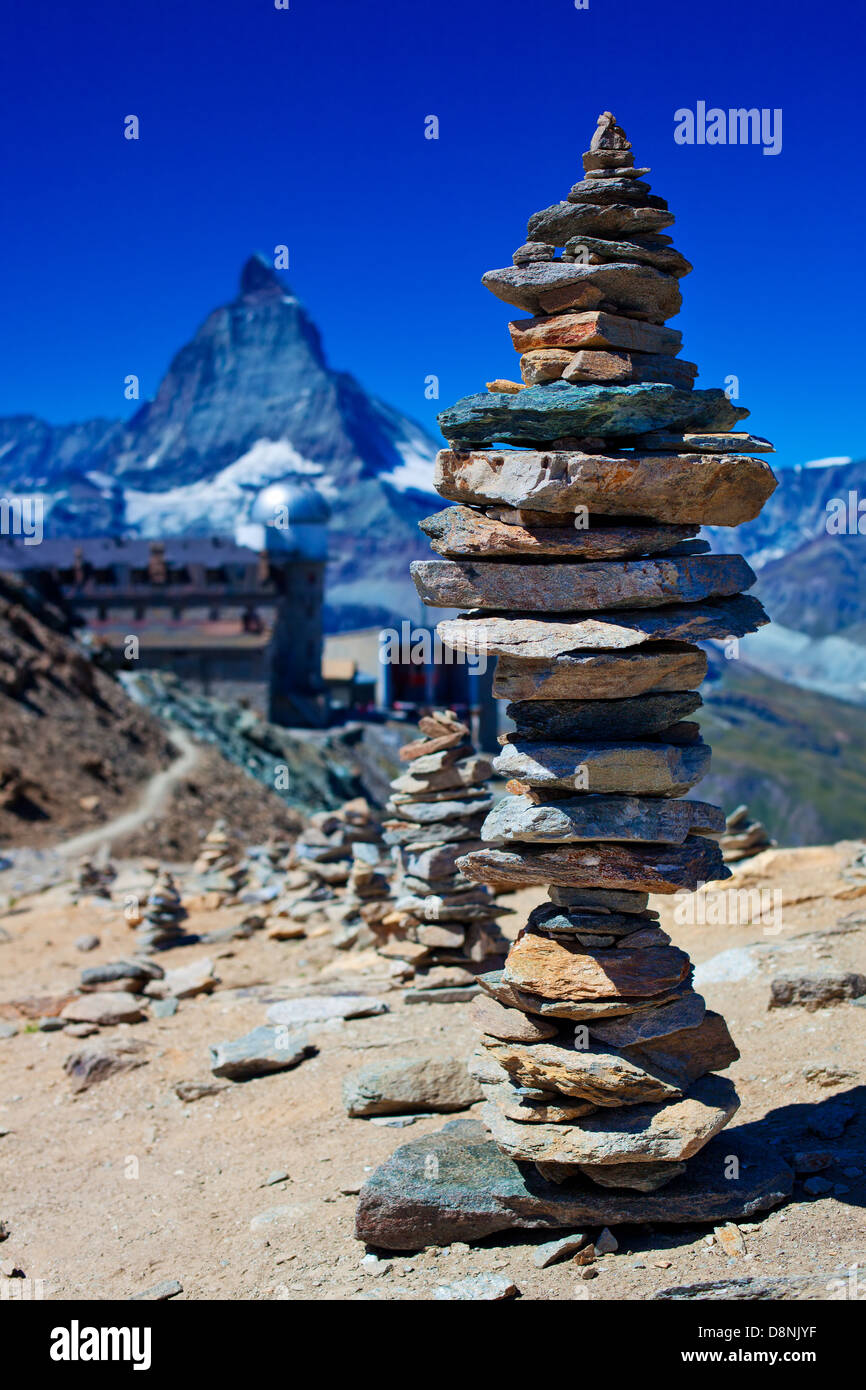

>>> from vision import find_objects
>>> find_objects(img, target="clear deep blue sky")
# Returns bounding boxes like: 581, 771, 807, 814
2, 0, 861, 469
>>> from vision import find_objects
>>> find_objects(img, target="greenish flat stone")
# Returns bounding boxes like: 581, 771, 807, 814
437, 383, 747, 447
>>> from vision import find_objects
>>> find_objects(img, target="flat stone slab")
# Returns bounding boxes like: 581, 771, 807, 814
458, 838, 729, 893
558, 348, 697, 389
562, 235, 692, 278
640, 430, 774, 453
482, 793, 723, 845
588, 990, 707, 1046
502, 931, 691, 1001
528, 201, 676, 244
481, 262, 682, 321
419, 507, 697, 560
510, 308, 682, 355
343, 1057, 483, 1117
483, 1038, 683, 1106
266, 995, 388, 1027
480, 969, 692, 1023
412, 554, 755, 613
507, 692, 702, 740
384, 796, 493, 824
492, 740, 711, 795
434, 448, 778, 526
209, 1026, 315, 1081
439, 595, 769, 659
354, 1116, 793, 1248
494, 644, 707, 700
438, 383, 743, 447
484, 1073, 738, 1165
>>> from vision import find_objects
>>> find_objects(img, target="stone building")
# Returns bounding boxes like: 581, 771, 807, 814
0, 476, 330, 727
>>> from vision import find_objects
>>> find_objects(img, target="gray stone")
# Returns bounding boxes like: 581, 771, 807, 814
404, 986, 481, 1005
434, 448, 778, 527
483, 1038, 684, 1106
588, 991, 707, 1046
354, 1116, 793, 1249
549, 887, 649, 912
266, 995, 388, 1027
60, 993, 146, 1026
63, 1039, 149, 1092
481, 262, 681, 322
151, 998, 178, 1018
492, 740, 711, 795
439, 596, 769, 660
469, 993, 559, 1041
533, 1232, 589, 1266
412, 554, 755, 613
80, 959, 163, 988
640, 430, 774, 453
74, 934, 100, 952
769, 973, 866, 1008
527, 201, 676, 245
419, 506, 697, 561
460, 838, 727, 894
482, 794, 723, 845
343, 1057, 483, 1117
0, 1021, 18, 1040
581, 1161, 686, 1192
494, 644, 707, 701
385, 796, 493, 824
507, 692, 702, 742
653, 1270, 850, 1301
435, 1272, 518, 1300
563, 235, 691, 277
129, 1278, 183, 1301
209, 1026, 315, 1080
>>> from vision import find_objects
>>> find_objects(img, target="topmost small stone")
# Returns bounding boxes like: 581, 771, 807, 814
583, 112, 635, 173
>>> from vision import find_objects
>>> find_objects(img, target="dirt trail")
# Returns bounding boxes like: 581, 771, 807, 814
57, 729, 201, 860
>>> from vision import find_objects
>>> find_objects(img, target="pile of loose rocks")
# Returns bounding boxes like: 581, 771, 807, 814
356, 113, 793, 1248
378, 710, 510, 1002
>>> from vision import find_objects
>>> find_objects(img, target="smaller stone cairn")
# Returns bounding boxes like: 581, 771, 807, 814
136, 870, 188, 953
75, 854, 116, 900
380, 710, 510, 1001
192, 819, 250, 900
720, 804, 775, 862
271, 799, 388, 942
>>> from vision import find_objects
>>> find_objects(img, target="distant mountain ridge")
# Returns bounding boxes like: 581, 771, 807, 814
0, 256, 440, 630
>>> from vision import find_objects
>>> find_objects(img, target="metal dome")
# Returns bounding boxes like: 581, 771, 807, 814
236, 474, 329, 560
249, 477, 330, 527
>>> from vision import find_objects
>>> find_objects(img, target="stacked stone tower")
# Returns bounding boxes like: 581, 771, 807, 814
407, 115, 779, 1195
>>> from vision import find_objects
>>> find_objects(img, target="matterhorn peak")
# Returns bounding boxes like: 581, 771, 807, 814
239, 253, 287, 299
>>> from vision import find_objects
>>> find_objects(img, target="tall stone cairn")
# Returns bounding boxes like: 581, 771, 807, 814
410, 113, 779, 1190
380, 709, 510, 1002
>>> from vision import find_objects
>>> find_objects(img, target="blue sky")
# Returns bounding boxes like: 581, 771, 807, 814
1, 0, 861, 470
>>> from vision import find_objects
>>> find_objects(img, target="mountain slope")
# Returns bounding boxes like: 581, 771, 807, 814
697, 652, 866, 845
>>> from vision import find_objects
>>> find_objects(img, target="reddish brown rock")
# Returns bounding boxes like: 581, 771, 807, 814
501, 932, 691, 1001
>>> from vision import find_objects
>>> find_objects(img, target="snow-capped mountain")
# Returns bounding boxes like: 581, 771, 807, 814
0, 256, 440, 630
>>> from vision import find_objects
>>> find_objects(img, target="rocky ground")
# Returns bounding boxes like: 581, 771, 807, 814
0, 841, 863, 1302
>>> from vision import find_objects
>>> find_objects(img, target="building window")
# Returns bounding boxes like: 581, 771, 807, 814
206, 566, 227, 585
209, 606, 220, 621
97, 605, 108, 621
134, 605, 145, 621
